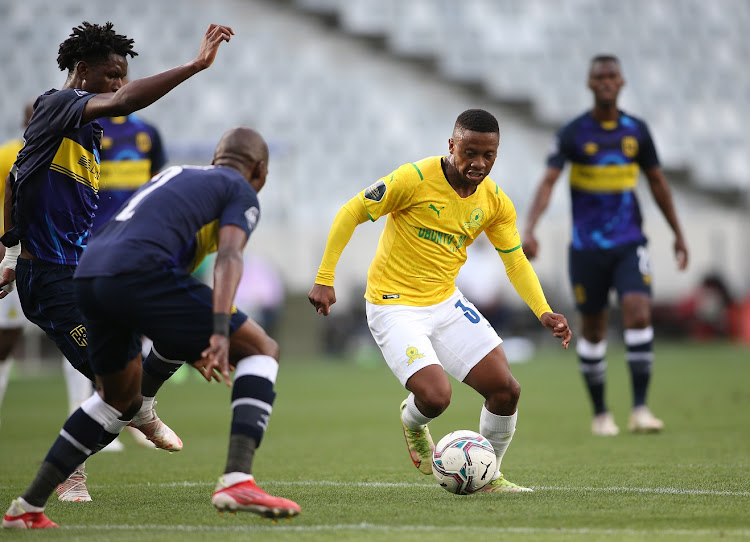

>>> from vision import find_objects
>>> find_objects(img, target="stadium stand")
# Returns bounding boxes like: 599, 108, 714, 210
293, 0, 750, 193
0, 0, 747, 305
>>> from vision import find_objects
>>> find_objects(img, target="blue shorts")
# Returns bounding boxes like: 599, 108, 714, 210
15, 258, 92, 377
568, 242, 652, 315
74, 268, 248, 376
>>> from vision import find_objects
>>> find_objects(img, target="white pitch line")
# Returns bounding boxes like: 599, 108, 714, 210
15, 479, 743, 497
54, 523, 750, 537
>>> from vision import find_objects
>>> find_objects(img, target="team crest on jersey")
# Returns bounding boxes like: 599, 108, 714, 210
464, 208, 485, 230
364, 180, 387, 202
136, 132, 153, 153
622, 136, 638, 158
245, 207, 259, 230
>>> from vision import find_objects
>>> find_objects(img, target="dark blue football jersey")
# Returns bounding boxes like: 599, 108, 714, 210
2, 89, 101, 264
75, 165, 259, 277
547, 111, 659, 250
92, 114, 167, 233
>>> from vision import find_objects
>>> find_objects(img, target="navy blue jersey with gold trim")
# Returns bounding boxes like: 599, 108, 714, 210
547, 111, 659, 250
1, 88, 101, 264
92, 114, 167, 233
75, 165, 259, 278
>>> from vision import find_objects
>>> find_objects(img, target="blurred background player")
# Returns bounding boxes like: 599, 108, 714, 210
92, 84, 168, 232
0, 21, 233, 503
309, 109, 571, 493
0, 102, 34, 426
523, 55, 689, 436
3, 126, 301, 529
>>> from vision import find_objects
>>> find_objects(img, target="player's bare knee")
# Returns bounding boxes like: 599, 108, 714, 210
263, 336, 280, 362
625, 311, 651, 330
489, 378, 520, 411
416, 389, 451, 417
234, 334, 280, 362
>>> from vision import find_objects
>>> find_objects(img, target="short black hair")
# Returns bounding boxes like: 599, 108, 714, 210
454, 109, 499, 135
57, 21, 138, 73
590, 54, 620, 70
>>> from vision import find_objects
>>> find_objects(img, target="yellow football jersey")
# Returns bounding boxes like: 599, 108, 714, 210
0, 138, 24, 235
360, 156, 521, 306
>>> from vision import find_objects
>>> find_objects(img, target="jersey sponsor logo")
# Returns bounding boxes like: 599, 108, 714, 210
99, 160, 151, 188
70, 324, 87, 347
405, 346, 424, 366
464, 208, 484, 230
50, 137, 101, 191
428, 204, 444, 217
364, 180, 386, 202
569, 163, 638, 192
621, 136, 639, 158
417, 227, 455, 246
245, 207, 259, 231
382, 294, 400, 299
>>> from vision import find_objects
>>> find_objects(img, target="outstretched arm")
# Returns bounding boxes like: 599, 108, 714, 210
197, 224, 247, 386
643, 166, 688, 270
81, 24, 234, 123
500, 250, 571, 349
540, 312, 572, 349
522, 166, 562, 260
308, 196, 368, 316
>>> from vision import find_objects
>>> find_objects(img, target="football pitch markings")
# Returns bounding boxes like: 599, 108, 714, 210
5, 479, 744, 497
54, 524, 750, 537
141, 480, 750, 497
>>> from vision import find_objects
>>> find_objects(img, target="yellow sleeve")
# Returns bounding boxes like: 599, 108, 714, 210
499, 247, 552, 319
314, 196, 369, 286
481, 187, 551, 319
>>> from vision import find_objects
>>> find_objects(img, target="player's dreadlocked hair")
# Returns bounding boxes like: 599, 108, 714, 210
57, 21, 138, 73
453, 109, 499, 135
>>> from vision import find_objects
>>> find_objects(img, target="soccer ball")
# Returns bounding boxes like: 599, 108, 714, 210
432, 430, 497, 495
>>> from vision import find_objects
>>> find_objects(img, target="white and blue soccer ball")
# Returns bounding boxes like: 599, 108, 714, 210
432, 430, 497, 495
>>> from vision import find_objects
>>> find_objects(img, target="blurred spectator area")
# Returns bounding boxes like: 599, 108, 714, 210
1, 0, 748, 309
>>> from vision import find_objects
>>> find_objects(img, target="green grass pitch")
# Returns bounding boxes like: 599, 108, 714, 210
0, 341, 748, 541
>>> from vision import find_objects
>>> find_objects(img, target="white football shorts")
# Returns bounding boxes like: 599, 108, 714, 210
0, 288, 27, 329
366, 288, 503, 387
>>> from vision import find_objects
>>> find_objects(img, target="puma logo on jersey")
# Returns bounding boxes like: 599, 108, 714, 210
428, 204, 444, 217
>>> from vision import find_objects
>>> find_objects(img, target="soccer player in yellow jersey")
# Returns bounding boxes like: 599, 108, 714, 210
0, 102, 33, 428
309, 109, 572, 493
